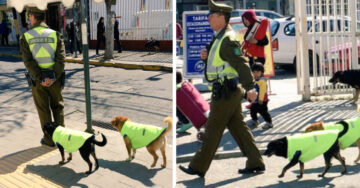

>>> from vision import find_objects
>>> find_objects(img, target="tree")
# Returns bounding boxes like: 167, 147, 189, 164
104, 0, 116, 59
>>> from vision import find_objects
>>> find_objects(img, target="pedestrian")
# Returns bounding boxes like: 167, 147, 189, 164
241, 9, 269, 68
249, 63, 273, 129
96, 17, 105, 55
0, 19, 9, 46
114, 15, 122, 53
69, 21, 82, 54
19, 7, 66, 147
179, 0, 265, 177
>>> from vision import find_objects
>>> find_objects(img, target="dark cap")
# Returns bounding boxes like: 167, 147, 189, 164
208, 0, 233, 14
28, 7, 45, 14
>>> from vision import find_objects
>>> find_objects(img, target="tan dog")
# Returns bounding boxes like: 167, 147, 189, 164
111, 116, 172, 168
305, 121, 360, 163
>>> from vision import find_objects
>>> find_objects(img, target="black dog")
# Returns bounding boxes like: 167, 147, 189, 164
329, 70, 360, 103
145, 38, 160, 53
43, 122, 107, 174
264, 121, 348, 178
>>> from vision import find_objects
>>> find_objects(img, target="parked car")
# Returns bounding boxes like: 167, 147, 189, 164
271, 16, 359, 72
231, 9, 284, 19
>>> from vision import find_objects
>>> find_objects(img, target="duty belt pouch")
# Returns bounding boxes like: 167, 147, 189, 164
25, 71, 36, 87
41, 70, 56, 82
60, 71, 65, 89
223, 78, 230, 99
212, 81, 222, 101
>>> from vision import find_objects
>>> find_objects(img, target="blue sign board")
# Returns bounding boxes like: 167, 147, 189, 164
183, 11, 213, 78
0, 0, 6, 5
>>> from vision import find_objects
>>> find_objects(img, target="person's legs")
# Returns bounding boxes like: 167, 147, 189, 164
48, 80, 64, 126
96, 36, 101, 54
258, 102, 272, 123
227, 103, 264, 170
115, 35, 122, 52
189, 91, 238, 174
31, 82, 54, 145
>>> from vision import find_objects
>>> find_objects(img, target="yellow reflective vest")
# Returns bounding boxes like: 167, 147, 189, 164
120, 121, 166, 149
206, 29, 239, 82
323, 117, 360, 149
24, 26, 57, 69
287, 130, 339, 162
52, 126, 92, 153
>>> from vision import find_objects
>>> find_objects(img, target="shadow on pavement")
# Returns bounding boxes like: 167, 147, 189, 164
257, 178, 335, 188
176, 100, 359, 156
25, 164, 88, 188
292, 163, 360, 176
177, 173, 262, 188
0, 146, 55, 174
98, 159, 162, 187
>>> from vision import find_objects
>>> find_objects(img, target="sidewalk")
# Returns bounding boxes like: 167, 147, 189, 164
176, 68, 357, 163
0, 109, 172, 187
0, 46, 172, 72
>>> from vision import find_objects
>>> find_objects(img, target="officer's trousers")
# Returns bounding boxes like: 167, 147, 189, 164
31, 80, 64, 145
189, 86, 264, 174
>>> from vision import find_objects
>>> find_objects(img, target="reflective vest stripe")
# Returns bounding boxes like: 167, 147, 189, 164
206, 30, 239, 82
24, 27, 57, 69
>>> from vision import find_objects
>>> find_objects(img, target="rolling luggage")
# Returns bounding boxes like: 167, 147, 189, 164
176, 81, 210, 131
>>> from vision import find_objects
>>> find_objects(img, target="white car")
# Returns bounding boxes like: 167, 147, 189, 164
271, 16, 358, 71
231, 9, 284, 19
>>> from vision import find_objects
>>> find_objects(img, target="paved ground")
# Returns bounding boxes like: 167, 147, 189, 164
175, 56, 360, 187
0, 56, 173, 187
176, 147, 360, 188
0, 46, 172, 71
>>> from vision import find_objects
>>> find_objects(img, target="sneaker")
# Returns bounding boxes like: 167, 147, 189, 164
262, 122, 274, 129
248, 119, 259, 127
176, 123, 193, 133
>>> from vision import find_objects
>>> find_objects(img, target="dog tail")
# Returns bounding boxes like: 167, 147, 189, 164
336, 120, 349, 138
163, 116, 173, 135
93, 133, 107, 147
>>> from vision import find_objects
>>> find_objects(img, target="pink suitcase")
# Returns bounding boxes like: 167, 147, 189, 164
176, 82, 210, 130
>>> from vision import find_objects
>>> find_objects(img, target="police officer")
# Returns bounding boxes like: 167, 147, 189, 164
19, 7, 65, 147
179, 0, 265, 177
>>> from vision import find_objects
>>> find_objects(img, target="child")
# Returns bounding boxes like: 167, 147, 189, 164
249, 63, 273, 129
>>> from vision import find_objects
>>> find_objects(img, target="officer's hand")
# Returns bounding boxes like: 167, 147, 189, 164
200, 49, 208, 60
249, 37, 258, 44
246, 89, 257, 103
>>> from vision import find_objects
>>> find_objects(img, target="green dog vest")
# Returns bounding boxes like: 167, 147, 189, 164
120, 121, 166, 149
52, 126, 92, 153
323, 117, 360, 149
287, 130, 339, 162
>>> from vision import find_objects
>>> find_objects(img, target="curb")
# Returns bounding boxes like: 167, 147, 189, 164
176, 147, 267, 163
0, 53, 172, 72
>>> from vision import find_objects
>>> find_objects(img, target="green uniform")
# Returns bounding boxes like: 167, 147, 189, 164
20, 22, 65, 145
287, 130, 339, 162
52, 126, 92, 153
323, 117, 360, 149
120, 121, 166, 149
189, 25, 264, 174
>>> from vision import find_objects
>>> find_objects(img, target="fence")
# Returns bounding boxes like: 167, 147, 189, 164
295, 0, 359, 100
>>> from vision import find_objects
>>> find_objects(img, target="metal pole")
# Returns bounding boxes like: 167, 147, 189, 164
80, 0, 93, 133
73, 4, 78, 58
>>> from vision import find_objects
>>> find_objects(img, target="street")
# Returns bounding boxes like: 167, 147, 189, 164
0, 57, 173, 187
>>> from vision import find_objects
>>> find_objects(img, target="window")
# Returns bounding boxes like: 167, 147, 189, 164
284, 23, 296, 36
270, 20, 280, 36
264, 12, 281, 19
